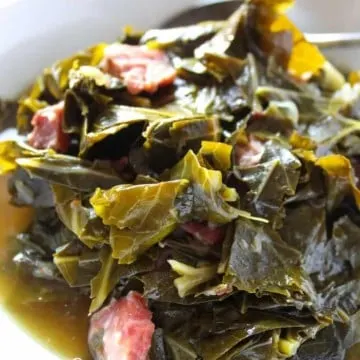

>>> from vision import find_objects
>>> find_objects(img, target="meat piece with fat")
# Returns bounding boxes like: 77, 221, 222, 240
88, 291, 155, 360
101, 43, 176, 95
28, 101, 69, 153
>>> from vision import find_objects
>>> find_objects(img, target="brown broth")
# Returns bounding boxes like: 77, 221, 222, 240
0, 176, 91, 360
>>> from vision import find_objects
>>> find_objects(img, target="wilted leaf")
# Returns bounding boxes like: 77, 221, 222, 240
91, 180, 188, 231
90, 180, 188, 263
252, 1, 325, 80
195, 6, 246, 59
290, 131, 317, 150
53, 242, 100, 287
198, 141, 233, 171
332, 216, 360, 271
224, 219, 309, 297
52, 184, 108, 249
17, 154, 122, 191
89, 246, 121, 313
16, 44, 107, 133
164, 334, 198, 360
2, 3, 360, 358
234, 140, 301, 225
316, 154, 360, 208
141, 21, 225, 50
173, 70, 252, 124
197, 311, 304, 360
110, 223, 176, 264
290, 323, 348, 360
279, 201, 327, 276
8, 168, 54, 208
0, 140, 46, 174
169, 150, 257, 223
143, 115, 221, 171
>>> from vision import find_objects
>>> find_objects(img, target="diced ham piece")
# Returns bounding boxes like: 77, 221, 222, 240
235, 136, 265, 167
182, 222, 225, 245
88, 291, 155, 360
28, 101, 70, 153
101, 44, 176, 95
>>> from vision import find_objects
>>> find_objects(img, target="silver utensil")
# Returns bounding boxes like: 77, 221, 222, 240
305, 33, 360, 48
161, 0, 360, 48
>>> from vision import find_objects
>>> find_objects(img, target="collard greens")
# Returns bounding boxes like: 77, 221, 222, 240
2, 0, 360, 359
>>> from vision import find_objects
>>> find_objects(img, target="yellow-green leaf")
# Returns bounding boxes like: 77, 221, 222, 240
198, 141, 233, 171
89, 246, 119, 313
316, 154, 360, 208
110, 223, 176, 264
90, 180, 189, 231
0, 141, 47, 175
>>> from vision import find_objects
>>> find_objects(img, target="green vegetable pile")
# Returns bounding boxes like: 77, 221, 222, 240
1, 0, 360, 358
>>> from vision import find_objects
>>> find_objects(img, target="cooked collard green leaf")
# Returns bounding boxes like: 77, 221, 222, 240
234, 139, 301, 226
1, 1, 360, 359
224, 219, 309, 298
0, 140, 47, 175
169, 150, 259, 224
17, 154, 123, 191
90, 180, 188, 263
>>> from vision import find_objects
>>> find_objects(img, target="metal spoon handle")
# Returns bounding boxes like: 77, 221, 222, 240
305, 32, 360, 48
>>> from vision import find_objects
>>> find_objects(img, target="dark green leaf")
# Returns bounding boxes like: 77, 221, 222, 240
195, 5, 246, 59
290, 323, 348, 360
172, 81, 250, 124
0, 99, 17, 130
21, 207, 76, 254
219, 334, 275, 360
234, 140, 301, 226
150, 328, 168, 360
17, 154, 123, 191
54, 245, 100, 288
16, 44, 107, 133
141, 270, 220, 305
279, 200, 327, 275
144, 115, 221, 171
8, 168, 54, 208
79, 104, 172, 158
141, 21, 225, 51
332, 216, 360, 271
198, 320, 297, 360
52, 184, 109, 248
164, 334, 199, 360
224, 219, 311, 298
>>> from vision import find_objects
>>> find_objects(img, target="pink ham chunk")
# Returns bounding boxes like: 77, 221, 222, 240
88, 291, 155, 360
28, 101, 70, 153
235, 136, 265, 167
182, 222, 226, 245
101, 43, 176, 95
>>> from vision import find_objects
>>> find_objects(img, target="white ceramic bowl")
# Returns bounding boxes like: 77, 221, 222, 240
0, 0, 359, 359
